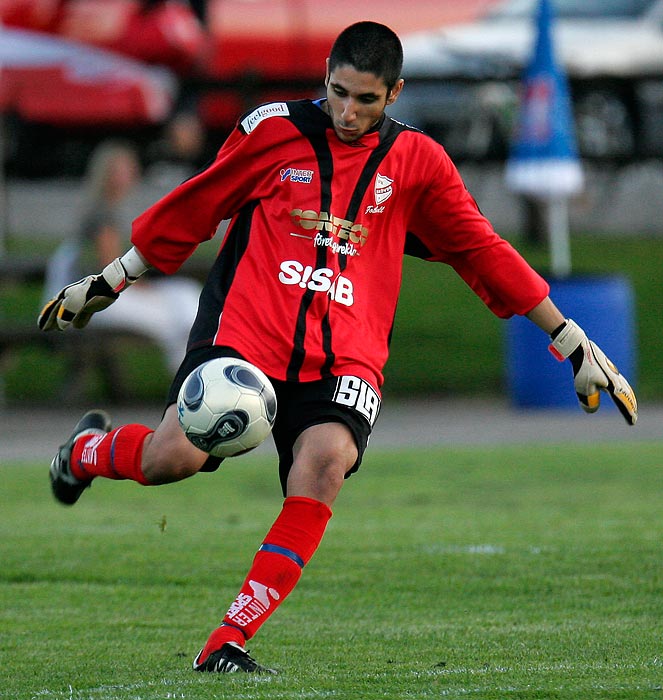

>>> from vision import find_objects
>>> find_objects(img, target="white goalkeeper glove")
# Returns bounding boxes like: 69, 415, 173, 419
38, 247, 148, 331
548, 318, 637, 425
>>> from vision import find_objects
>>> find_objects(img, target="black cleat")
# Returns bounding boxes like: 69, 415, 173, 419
50, 410, 112, 505
192, 642, 277, 674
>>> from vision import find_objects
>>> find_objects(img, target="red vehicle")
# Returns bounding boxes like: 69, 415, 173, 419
0, 0, 498, 171
0, 0, 498, 77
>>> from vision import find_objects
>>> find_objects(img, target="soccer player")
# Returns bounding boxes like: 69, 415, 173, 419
39, 21, 637, 674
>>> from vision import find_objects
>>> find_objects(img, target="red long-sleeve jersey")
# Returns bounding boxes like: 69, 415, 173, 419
132, 99, 549, 392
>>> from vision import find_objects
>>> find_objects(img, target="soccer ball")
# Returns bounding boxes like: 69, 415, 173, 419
177, 358, 277, 458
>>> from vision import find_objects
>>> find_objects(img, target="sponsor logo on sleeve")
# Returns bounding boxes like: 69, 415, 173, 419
241, 102, 290, 133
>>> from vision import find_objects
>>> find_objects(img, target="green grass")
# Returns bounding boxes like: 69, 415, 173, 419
1, 442, 662, 699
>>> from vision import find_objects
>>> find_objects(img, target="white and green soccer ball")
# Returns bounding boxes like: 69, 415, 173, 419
177, 358, 277, 458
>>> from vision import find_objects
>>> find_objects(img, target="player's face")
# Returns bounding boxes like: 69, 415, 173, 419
324, 62, 403, 143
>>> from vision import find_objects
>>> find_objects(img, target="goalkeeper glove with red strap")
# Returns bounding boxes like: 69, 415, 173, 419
548, 318, 637, 425
38, 247, 148, 331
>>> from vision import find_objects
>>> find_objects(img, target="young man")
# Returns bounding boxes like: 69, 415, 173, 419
39, 22, 637, 674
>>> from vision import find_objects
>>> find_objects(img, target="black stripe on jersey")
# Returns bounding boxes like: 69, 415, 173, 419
318, 119, 406, 377
404, 231, 433, 260
187, 201, 257, 350
339, 118, 404, 273
345, 118, 403, 221
286, 101, 335, 381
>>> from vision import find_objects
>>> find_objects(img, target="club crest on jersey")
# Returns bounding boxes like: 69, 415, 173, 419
374, 173, 394, 205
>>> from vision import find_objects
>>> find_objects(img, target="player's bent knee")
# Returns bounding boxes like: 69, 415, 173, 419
141, 414, 208, 484
288, 423, 358, 502
143, 456, 201, 484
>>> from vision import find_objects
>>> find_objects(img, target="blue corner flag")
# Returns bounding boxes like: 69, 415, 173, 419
505, 0, 583, 198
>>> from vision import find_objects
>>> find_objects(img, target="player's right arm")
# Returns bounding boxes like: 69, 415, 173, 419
130, 105, 292, 276
39, 103, 293, 332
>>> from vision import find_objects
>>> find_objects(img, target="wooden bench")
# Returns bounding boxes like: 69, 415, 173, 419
0, 323, 163, 407
0, 254, 49, 285
0, 251, 215, 287
0, 250, 215, 406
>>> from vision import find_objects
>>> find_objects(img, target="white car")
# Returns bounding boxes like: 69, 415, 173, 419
391, 0, 663, 159
402, 0, 663, 79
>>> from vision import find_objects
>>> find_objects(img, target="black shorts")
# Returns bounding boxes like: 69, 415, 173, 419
166, 346, 381, 493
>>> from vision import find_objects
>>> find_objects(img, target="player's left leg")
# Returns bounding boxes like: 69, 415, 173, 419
50, 345, 240, 506
193, 421, 357, 674
49, 404, 210, 505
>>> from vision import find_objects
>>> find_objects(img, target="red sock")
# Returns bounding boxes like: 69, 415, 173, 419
199, 496, 332, 657
70, 424, 153, 485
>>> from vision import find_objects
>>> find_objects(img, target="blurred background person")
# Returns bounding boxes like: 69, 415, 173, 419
145, 109, 210, 189
43, 141, 202, 374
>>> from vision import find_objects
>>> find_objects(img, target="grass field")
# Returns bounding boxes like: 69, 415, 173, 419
1, 442, 662, 699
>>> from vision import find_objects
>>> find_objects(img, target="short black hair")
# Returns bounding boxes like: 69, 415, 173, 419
329, 22, 403, 92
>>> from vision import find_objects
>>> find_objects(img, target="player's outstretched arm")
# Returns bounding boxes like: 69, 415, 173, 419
548, 318, 638, 426
38, 247, 149, 331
